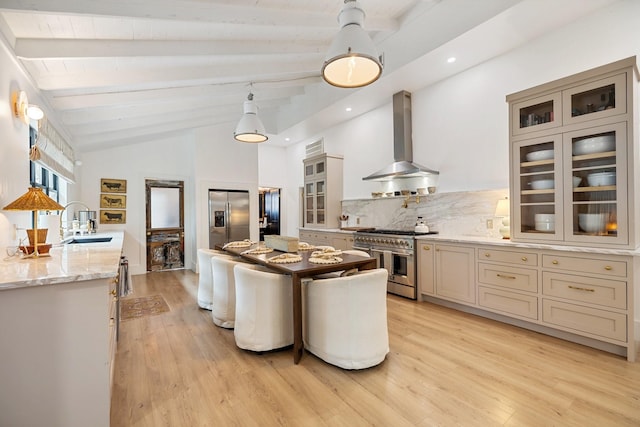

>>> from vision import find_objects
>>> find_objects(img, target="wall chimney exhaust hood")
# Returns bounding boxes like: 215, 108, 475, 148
363, 91, 439, 181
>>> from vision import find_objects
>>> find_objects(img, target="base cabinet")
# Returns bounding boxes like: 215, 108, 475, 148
299, 229, 354, 250
417, 239, 637, 361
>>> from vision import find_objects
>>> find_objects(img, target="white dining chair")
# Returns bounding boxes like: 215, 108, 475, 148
302, 268, 389, 369
196, 248, 232, 310
233, 263, 294, 352
211, 256, 253, 328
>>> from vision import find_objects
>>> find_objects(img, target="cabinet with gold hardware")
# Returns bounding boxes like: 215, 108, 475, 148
477, 247, 539, 320
299, 229, 353, 250
507, 56, 639, 249
541, 252, 630, 343
434, 243, 475, 304
417, 241, 435, 295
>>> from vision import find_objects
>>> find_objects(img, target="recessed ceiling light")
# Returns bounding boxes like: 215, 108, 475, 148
345, 107, 352, 112
447, 57, 456, 63
285, 137, 290, 142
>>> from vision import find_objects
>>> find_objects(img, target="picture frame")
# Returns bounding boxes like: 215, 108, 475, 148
100, 209, 126, 224
100, 193, 126, 209
100, 178, 127, 193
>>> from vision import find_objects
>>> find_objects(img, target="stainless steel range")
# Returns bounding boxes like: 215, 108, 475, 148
353, 229, 437, 299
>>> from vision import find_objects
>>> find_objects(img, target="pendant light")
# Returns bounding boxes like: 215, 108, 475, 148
322, 0, 383, 88
234, 92, 268, 143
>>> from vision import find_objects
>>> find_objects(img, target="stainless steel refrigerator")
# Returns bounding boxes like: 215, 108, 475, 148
208, 189, 250, 249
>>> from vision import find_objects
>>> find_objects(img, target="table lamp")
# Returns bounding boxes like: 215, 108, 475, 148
3, 187, 65, 257
495, 197, 511, 239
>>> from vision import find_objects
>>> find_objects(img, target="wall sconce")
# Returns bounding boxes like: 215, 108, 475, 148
322, 0, 383, 88
495, 197, 510, 239
11, 90, 44, 124
234, 92, 268, 143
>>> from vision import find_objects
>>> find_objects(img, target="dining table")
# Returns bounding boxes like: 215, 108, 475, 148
220, 243, 377, 364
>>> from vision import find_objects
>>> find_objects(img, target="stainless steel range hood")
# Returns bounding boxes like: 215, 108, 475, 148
363, 91, 439, 181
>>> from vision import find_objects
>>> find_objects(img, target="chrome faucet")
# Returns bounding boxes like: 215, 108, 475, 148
59, 201, 91, 239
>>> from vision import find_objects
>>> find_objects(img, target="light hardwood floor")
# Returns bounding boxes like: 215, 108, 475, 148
111, 270, 640, 426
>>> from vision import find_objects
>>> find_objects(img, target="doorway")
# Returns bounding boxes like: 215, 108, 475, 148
259, 187, 280, 241
145, 180, 184, 271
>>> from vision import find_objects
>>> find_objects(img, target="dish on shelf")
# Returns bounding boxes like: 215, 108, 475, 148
572, 134, 615, 155
573, 176, 582, 187
530, 179, 554, 190
525, 149, 554, 162
534, 213, 555, 222
587, 171, 616, 186
371, 192, 383, 198
578, 213, 607, 233
535, 222, 555, 232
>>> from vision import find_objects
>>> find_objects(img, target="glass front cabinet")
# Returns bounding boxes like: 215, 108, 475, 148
508, 57, 638, 249
302, 154, 343, 229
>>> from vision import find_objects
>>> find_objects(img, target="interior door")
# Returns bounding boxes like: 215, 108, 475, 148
146, 180, 184, 271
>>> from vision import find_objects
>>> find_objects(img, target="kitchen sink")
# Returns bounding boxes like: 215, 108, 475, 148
64, 236, 113, 244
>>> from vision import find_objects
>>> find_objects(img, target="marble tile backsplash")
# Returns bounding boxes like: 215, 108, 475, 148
341, 189, 509, 238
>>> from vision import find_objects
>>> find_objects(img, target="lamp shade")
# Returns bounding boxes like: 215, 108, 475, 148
322, 0, 383, 88
234, 94, 268, 143
495, 198, 510, 217
3, 187, 64, 212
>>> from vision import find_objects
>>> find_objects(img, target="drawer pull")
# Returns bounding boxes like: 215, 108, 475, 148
423, 246, 431, 251
552, 260, 559, 265
497, 273, 516, 280
604, 266, 612, 271
521, 257, 528, 262
484, 253, 490, 257
568, 285, 595, 292
110, 289, 117, 296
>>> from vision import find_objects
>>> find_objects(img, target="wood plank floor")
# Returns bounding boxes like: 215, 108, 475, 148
111, 270, 640, 426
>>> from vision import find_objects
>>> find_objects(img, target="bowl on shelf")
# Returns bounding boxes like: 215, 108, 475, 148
530, 179, 554, 190
573, 176, 582, 187
525, 149, 554, 162
371, 192, 383, 198
578, 213, 608, 233
417, 187, 428, 195
534, 213, 555, 232
572, 134, 615, 155
587, 171, 616, 187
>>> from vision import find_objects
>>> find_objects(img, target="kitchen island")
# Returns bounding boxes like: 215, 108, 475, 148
0, 231, 124, 427
415, 234, 640, 361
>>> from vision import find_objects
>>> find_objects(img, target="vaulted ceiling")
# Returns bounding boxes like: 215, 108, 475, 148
0, 0, 617, 152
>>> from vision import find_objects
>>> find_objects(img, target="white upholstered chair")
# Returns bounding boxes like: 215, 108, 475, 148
196, 249, 232, 310
233, 263, 294, 352
302, 268, 389, 369
211, 256, 253, 328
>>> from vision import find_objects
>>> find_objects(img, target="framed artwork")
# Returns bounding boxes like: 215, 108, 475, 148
100, 209, 126, 224
101, 178, 127, 193
100, 193, 126, 209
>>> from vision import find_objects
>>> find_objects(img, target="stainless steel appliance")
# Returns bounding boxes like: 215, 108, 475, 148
353, 229, 437, 299
208, 189, 250, 248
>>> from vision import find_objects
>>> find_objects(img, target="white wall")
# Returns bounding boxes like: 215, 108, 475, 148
281, 0, 640, 231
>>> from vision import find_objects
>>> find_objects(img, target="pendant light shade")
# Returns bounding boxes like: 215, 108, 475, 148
322, 0, 383, 88
234, 93, 268, 143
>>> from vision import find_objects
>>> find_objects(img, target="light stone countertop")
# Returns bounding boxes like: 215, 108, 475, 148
0, 231, 124, 291
416, 234, 640, 256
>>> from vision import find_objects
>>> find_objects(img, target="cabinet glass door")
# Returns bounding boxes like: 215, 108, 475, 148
315, 160, 325, 175
305, 182, 315, 224
564, 122, 627, 245
562, 73, 626, 126
316, 180, 325, 225
513, 135, 562, 241
512, 93, 561, 136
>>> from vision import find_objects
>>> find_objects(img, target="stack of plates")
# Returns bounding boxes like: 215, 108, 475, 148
534, 214, 555, 232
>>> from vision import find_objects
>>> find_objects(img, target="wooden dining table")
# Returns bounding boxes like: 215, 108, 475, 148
221, 244, 377, 364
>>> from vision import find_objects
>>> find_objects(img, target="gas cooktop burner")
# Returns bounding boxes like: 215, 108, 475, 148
358, 229, 438, 236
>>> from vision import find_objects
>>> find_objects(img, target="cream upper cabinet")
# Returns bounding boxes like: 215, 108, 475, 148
508, 57, 639, 249
303, 154, 343, 229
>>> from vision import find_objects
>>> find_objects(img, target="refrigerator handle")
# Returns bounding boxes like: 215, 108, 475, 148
226, 201, 231, 241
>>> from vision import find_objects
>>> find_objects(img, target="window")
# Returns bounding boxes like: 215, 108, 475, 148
30, 126, 67, 226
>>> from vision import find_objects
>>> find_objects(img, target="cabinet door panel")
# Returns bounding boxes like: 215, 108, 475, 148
478, 286, 538, 320
435, 244, 475, 303
543, 272, 627, 309
562, 73, 627, 126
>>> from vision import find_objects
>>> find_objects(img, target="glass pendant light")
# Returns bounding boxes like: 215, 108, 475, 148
234, 92, 268, 143
322, 0, 383, 88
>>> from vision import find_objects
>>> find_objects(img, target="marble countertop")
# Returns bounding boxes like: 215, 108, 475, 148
416, 234, 640, 256
0, 231, 124, 291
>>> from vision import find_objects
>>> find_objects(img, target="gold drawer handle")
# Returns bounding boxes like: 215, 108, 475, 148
423, 246, 431, 251
521, 257, 527, 262
552, 260, 559, 265
568, 285, 595, 292
484, 253, 490, 257
604, 266, 612, 271
110, 289, 117, 296
497, 273, 516, 280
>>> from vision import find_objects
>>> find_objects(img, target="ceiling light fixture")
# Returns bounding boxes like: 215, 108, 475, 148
447, 57, 457, 63
26, 105, 44, 121
234, 91, 268, 143
322, 0, 383, 88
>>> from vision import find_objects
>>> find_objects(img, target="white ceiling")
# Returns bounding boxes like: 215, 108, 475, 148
0, 0, 617, 152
